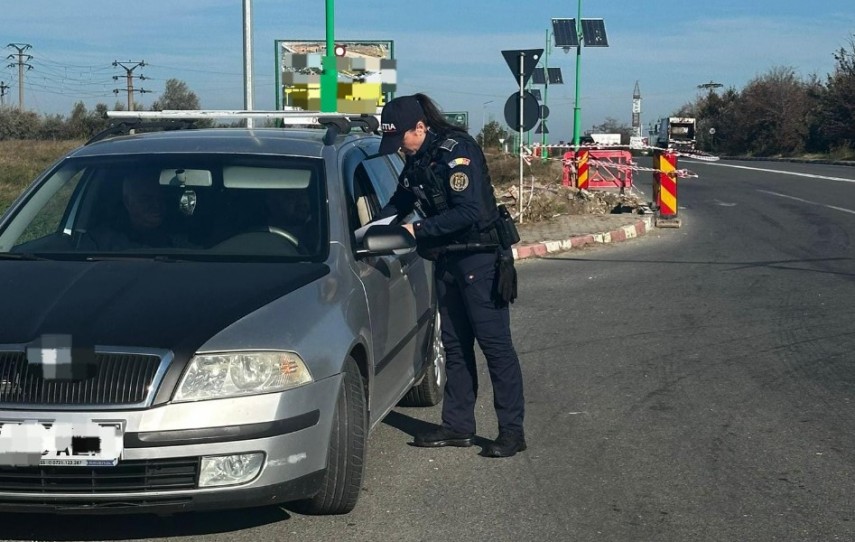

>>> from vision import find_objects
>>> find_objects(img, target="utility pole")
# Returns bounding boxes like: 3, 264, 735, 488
0, 81, 9, 106
112, 60, 148, 111
6, 43, 33, 110
697, 80, 723, 95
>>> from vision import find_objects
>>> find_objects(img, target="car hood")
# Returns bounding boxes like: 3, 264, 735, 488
0, 259, 329, 360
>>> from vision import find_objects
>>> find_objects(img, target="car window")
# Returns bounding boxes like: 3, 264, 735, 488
0, 154, 328, 261
9, 167, 85, 246
359, 156, 399, 209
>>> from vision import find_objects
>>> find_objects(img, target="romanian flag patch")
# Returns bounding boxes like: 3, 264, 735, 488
448, 157, 471, 169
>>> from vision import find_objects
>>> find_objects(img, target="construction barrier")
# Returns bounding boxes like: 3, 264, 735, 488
652, 149, 678, 218
562, 149, 633, 191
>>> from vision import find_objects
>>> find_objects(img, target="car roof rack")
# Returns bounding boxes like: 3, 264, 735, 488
86, 119, 197, 145
104, 110, 381, 145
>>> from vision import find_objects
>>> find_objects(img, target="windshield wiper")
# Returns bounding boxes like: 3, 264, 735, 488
0, 252, 51, 261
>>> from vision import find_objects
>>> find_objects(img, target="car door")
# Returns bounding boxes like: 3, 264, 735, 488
343, 146, 420, 424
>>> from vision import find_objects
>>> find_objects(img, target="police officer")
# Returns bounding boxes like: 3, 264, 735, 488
376, 93, 526, 458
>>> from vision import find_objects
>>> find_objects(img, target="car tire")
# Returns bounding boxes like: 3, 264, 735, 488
294, 356, 366, 515
399, 311, 445, 407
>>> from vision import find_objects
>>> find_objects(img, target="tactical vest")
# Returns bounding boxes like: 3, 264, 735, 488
404, 130, 501, 245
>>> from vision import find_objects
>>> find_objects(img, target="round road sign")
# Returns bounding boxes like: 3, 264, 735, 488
503, 91, 539, 132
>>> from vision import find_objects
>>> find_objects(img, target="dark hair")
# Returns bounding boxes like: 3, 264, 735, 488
413, 93, 459, 135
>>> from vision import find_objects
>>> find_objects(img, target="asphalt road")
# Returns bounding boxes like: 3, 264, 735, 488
3, 158, 855, 542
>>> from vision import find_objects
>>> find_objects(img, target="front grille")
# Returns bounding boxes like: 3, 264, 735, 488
0, 457, 199, 494
0, 351, 161, 407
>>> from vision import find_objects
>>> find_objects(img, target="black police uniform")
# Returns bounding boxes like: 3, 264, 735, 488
380, 128, 526, 445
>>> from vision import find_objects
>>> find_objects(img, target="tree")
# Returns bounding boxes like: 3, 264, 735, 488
151, 79, 201, 111
817, 35, 855, 151
477, 120, 510, 150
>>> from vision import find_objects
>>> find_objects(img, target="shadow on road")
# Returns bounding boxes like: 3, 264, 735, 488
0, 505, 291, 541
382, 410, 493, 449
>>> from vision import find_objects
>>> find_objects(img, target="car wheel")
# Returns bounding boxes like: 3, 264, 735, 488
294, 356, 366, 515
399, 311, 445, 407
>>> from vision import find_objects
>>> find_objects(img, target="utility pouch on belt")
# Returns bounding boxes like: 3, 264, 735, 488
494, 204, 520, 250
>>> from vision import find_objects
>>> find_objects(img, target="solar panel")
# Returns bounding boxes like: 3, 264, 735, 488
530, 89, 542, 101
581, 19, 609, 47
531, 68, 546, 85
552, 18, 579, 48
547, 68, 564, 85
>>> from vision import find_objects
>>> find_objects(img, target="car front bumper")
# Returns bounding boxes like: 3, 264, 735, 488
0, 373, 342, 515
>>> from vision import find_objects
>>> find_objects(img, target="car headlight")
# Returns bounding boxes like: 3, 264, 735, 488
174, 351, 313, 402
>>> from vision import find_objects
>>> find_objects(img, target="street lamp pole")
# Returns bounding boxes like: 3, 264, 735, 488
572, 0, 583, 150
481, 100, 494, 138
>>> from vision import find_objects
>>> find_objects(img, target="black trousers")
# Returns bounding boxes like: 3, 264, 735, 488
435, 254, 525, 436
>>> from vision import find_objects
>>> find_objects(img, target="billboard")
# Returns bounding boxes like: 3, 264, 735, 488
275, 40, 396, 114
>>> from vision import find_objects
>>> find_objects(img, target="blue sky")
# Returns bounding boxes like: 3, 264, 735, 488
2, 0, 854, 142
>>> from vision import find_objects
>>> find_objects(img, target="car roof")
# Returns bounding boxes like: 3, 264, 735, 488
71, 127, 379, 159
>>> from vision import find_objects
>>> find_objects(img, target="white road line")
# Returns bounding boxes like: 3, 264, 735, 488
685, 160, 855, 183
758, 189, 855, 215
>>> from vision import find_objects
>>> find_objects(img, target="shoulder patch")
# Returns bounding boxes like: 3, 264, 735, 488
439, 138, 459, 152
449, 171, 470, 192
448, 157, 471, 169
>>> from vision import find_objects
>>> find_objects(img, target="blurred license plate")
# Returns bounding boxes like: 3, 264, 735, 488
0, 420, 123, 467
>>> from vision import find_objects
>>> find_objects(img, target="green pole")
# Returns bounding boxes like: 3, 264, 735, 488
320, 0, 337, 112
542, 29, 549, 162
572, 0, 583, 150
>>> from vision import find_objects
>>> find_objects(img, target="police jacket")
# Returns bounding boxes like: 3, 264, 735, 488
380, 128, 503, 277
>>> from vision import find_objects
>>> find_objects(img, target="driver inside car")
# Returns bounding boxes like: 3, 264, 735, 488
85, 170, 195, 251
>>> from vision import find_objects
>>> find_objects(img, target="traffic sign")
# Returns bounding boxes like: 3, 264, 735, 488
503, 91, 539, 132
501, 49, 543, 86
540, 105, 550, 119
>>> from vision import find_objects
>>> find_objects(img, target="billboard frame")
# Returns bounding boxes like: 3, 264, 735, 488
274, 39, 396, 111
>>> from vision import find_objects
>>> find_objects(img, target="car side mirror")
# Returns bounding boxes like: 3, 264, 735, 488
357, 224, 416, 258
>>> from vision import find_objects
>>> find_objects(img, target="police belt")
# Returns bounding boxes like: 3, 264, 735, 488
442, 242, 500, 253
463, 224, 501, 245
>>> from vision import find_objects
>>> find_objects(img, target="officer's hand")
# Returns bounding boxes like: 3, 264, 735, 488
403, 223, 415, 238
496, 253, 518, 305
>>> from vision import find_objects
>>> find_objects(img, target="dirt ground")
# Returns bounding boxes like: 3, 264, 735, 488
485, 150, 648, 222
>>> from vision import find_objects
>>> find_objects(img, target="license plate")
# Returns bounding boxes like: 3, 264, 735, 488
0, 420, 123, 467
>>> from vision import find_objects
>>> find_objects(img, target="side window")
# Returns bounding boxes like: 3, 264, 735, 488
360, 156, 399, 209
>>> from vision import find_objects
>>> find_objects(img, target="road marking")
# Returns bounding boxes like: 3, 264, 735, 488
758, 189, 855, 215
686, 160, 855, 183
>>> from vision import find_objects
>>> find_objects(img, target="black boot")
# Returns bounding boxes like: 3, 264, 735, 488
413, 426, 475, 448
483, 431, 526, 458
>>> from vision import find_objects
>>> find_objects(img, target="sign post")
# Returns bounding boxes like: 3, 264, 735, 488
501, 48, 542, 223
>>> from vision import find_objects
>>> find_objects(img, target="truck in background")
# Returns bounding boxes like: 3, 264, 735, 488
654, 117, 696, 151
588, 133, 622, 146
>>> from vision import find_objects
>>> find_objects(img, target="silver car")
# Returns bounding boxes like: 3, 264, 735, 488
0, 116, 445, 515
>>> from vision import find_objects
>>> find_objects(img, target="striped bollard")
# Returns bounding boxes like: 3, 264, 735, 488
653, 150, 681, 227
577, 149, 590, 190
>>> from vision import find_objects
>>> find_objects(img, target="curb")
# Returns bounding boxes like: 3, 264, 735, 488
512, 215, 655, 260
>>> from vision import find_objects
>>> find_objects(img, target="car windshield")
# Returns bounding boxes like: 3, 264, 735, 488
0, 153, 327, 261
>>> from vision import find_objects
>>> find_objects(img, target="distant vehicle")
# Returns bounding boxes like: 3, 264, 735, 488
655, 117, 696, 151
588, 133, 621, 146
